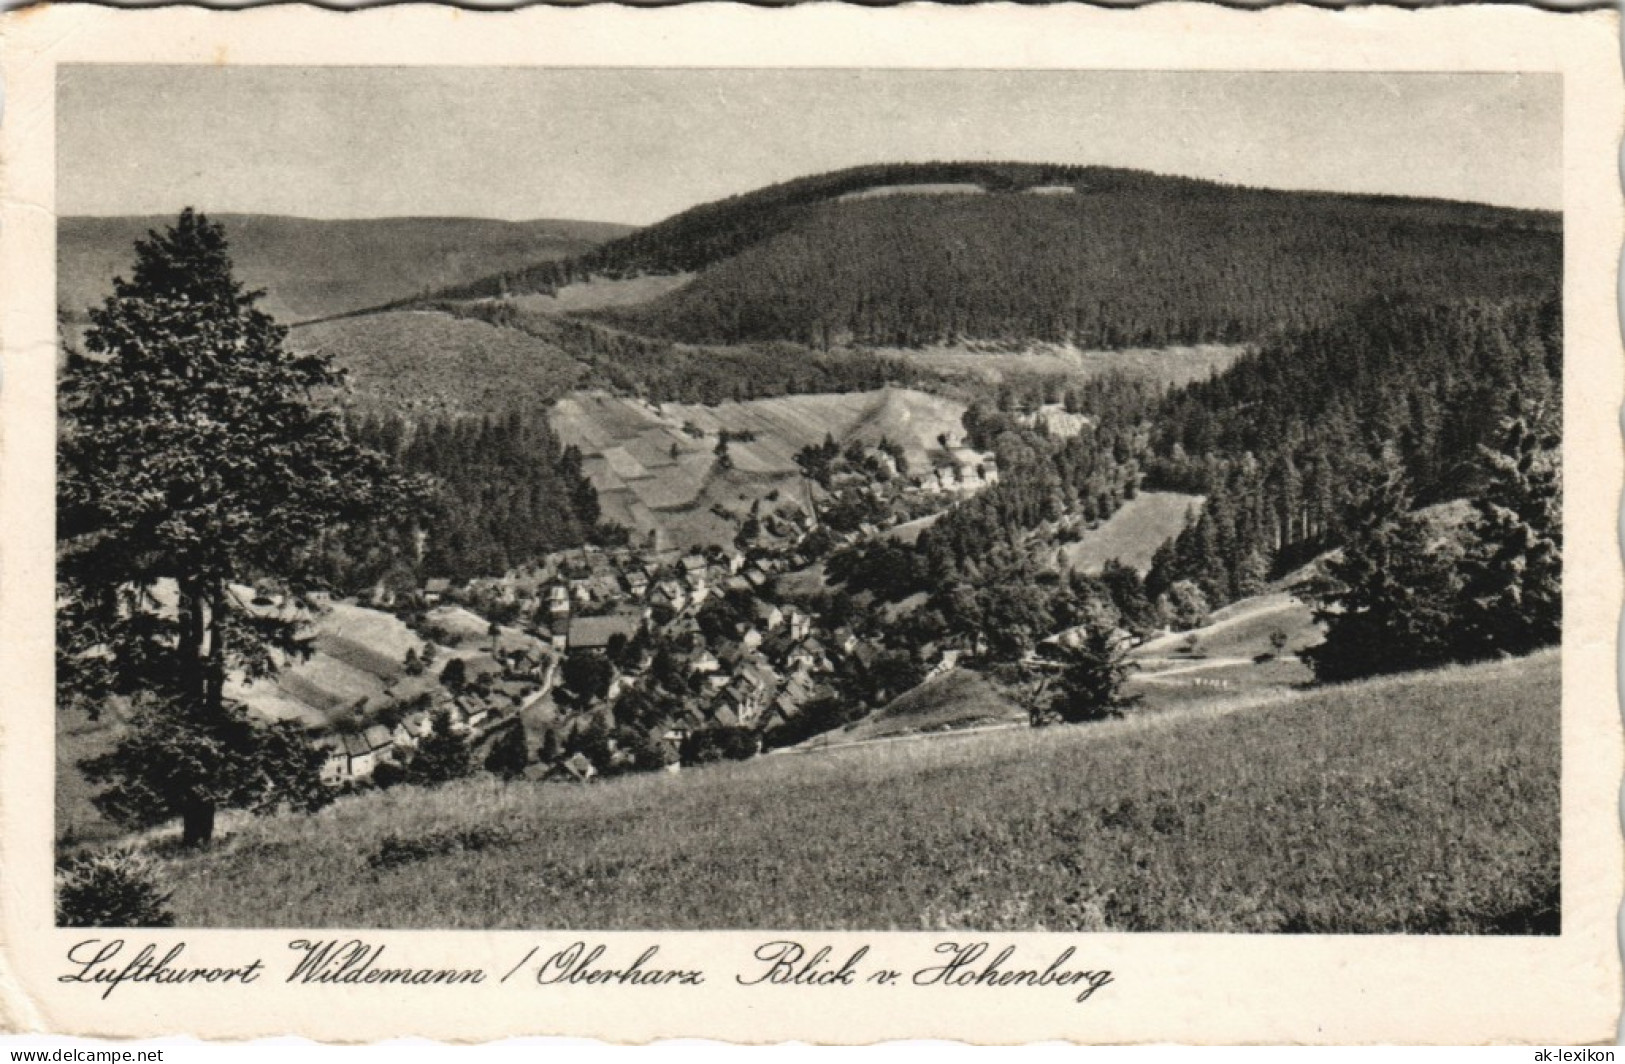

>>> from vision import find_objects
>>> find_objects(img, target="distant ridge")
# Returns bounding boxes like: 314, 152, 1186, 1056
58, 213, 632, 327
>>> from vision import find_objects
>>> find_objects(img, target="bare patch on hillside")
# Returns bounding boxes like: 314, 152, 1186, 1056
507, 273, 694, 314
877, 342, 1248, 389
837, 183, 986, 200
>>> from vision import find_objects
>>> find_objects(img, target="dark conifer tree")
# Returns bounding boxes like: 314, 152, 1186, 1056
1303, 453, 1464, 683
59, 210, 420, 845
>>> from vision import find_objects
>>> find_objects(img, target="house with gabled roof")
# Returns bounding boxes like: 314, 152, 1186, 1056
315, 736, 349, 786
566, 609, 644, 654
328, 727, 394, 781
753, 601, 784, 631
784, 607, 813, 642
544, 752, 598, 784
392, 709, 433, 753
651, 580, 688, 613
454, 694, 490, 731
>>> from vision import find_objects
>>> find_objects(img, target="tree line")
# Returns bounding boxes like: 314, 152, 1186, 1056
1141, 295, 1561, 616
428, 299, 928, 406
346, 409, 605, 584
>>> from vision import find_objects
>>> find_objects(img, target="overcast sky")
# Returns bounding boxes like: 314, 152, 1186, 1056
58, 67, 1561, 224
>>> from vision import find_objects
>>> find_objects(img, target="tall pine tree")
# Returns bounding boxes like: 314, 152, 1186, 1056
1455, 405, 1562, 659
60, 210, 421, 845
1303, 452, 1463, 683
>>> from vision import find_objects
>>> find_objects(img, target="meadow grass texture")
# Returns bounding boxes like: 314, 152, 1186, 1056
160, 652, 1558, 933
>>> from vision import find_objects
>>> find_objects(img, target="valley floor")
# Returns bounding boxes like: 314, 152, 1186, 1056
158, 651, 1558, 933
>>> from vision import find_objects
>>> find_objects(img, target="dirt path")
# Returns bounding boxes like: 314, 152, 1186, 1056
1133, 594, 1304, 657
1132, 656, 1253, 682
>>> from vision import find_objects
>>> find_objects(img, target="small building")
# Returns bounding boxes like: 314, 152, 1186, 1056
784, 607, 813, 642
566, 610, 644, 654
392, 710, 433, 752
315, 736, 349, 787
545, 752, 598, 784
753, 601, 785, 632
455, 694, 491, 731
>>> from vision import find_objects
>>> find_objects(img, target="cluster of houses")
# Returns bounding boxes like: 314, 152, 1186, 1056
903, 447, 1000, 496
535, 546, 849, 737
657, 596, 842, 735
325, 437, 1007, 783
312, 636, 558, 787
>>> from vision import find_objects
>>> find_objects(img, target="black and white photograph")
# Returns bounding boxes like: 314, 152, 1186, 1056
47, 63, 1570, 936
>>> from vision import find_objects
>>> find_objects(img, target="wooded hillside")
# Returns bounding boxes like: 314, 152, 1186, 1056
422, 162, 1559, 349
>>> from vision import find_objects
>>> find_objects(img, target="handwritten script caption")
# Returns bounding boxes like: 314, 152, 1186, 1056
60, 937, 1114, 1004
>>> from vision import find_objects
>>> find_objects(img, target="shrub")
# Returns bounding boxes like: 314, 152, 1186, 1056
621, 729, 680, 773
682, 726, 761, 765
56, 850, 175, 927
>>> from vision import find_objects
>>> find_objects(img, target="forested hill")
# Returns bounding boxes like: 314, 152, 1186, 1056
423, 162, 1560, 349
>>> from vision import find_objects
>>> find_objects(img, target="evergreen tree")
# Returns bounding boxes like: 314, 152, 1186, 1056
483, 723, 530, 781
1039, 629, 1140, 725
57, 209, 420, 845
408, 709, 473, 786
1303, 454, 1463, 683
1456, 407, 1562, 659
439, 657, 468, 694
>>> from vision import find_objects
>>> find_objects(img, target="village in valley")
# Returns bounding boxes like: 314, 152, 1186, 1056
269, 428, 1005, 791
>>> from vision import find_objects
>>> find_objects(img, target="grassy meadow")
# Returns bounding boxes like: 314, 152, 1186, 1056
1061, 491, 1203, 575
156, 651, 1558, 933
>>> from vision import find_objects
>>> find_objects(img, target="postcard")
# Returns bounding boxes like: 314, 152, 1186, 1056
0, 2, 1619, 1044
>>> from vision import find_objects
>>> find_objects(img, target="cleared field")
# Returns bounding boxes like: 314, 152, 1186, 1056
553, 388, 975, 549
228, 602, 447, 732
883, 512, 944, 545
1060, 491, 1202, 574
1134, 592, 1319, 662
1123, 590, 1323, 713
289, 311, 587, 417
879, 342, 1248, 389
158, 652, 1558, 933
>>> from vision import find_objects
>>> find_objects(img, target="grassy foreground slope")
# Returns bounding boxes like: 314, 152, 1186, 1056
163, 652, 1557, 932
